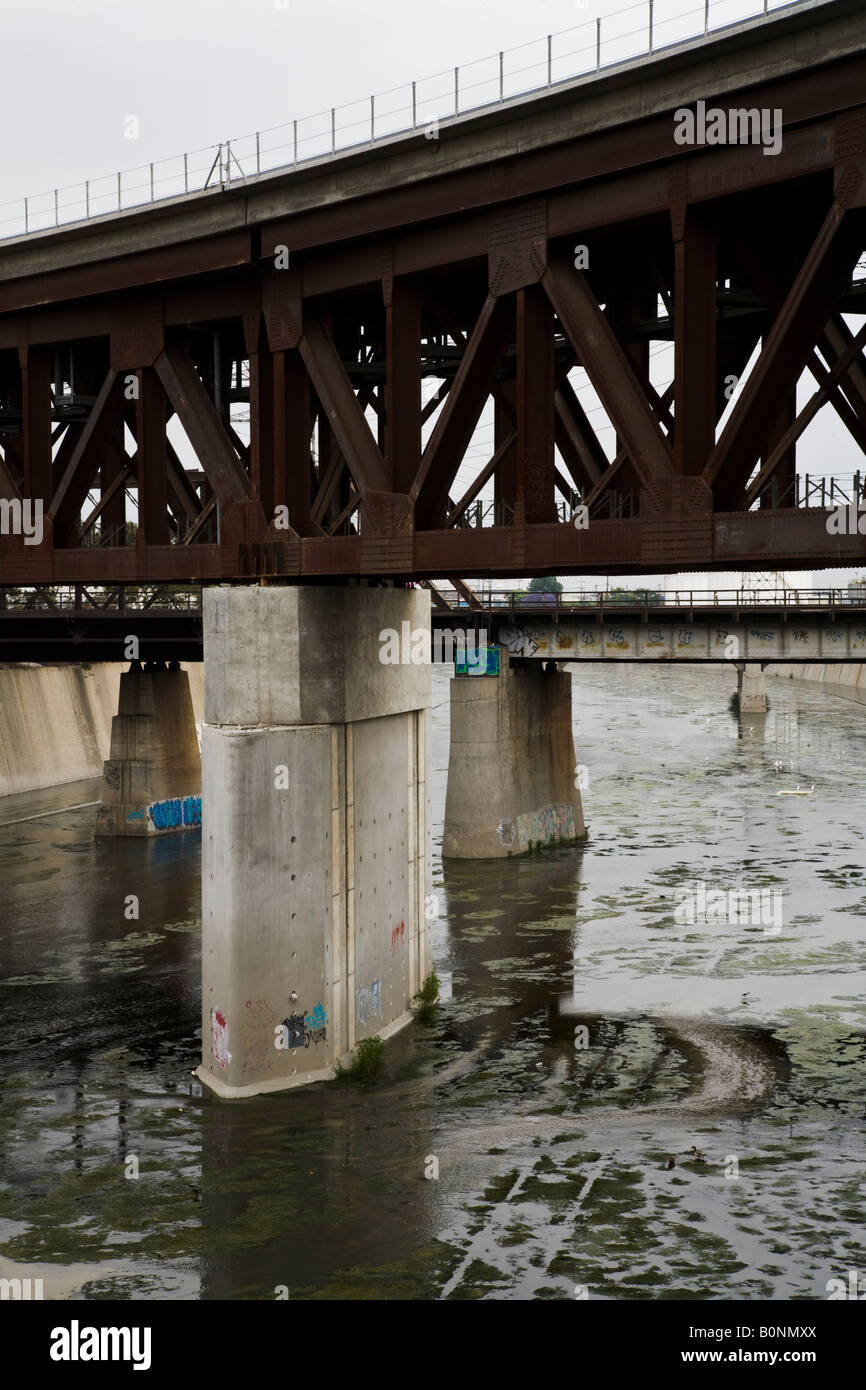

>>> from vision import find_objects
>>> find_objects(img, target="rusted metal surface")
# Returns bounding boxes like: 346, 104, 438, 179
1, 11, 866, 585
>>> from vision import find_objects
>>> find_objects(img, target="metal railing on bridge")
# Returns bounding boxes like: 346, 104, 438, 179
435, 586, 866, 614
0, 0, 809, 242
0, 585, 202, 613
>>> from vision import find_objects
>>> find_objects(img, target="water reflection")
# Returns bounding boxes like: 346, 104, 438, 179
0, 665, 864, 1299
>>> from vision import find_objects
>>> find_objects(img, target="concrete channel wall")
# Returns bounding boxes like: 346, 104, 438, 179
0, 662, 203, 798
766, 663, 866, 707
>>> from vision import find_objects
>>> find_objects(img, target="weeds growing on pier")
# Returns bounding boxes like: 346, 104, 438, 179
336, 1035, 385, 1080
413, 972, 441, 1023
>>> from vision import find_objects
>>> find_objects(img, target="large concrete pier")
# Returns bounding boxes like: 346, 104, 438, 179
443, 648, 584, 859
196, 585, 432, 1098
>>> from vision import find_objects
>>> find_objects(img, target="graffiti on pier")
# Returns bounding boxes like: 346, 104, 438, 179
515, 803, 577, 851
303, 1001, 328, 1048
496, 817, 516, 848
212, 1007, 232, 1069
356, 979, 382, 1025
277, 1000, 328, 1050
391, 920, 405, 953
147, 795, 201, 830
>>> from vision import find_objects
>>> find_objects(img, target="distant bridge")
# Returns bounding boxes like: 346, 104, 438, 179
4, 583, 866, 662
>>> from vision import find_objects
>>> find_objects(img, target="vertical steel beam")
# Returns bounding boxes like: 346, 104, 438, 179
276, 349, 311, 533
249, 328, 276, 522
674, 211, 718, 476
385, 280, 422, 494
136, 367, 169, 545
19, 345, 52, 507
494, 382, 517, 513
516, 285, 555, 524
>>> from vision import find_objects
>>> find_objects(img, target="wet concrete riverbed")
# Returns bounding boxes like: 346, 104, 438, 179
1, 663, 864, 1299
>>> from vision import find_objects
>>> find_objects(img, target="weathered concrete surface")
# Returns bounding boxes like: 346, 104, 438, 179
0, 662, 203, 799
443, 647, 584, 859
737, 663, 768, 713
197, 585, 431, 1098
767, 661, 866, 706
496, 616, 866, 662
94, 665, 201, 836
0, 663, 119, 797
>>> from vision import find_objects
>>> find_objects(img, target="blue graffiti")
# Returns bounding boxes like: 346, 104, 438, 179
356, 980, 382, 1025
147, 795, 201, 829
305, 1001, 327, 1030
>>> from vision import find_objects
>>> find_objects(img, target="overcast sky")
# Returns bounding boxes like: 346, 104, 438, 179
2, 0, 859, 588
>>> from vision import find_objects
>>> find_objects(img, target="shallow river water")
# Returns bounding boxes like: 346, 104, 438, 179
1, 663, 864, 1299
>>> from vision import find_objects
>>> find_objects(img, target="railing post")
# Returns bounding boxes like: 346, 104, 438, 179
117, 170, 122, 210
705, 0, 710, 34
596, 17, 601, 71
183, 152, 189, 194
149, 162, 154, 200
649, 0, 654, 54
255, 130, 261, 175
54, 188, 59, 226
331, 108, 336, 154
370, 95, 375, 142
547, 33, 552, 86
499, 51, 503, 102
454, 65, 459, 114
293, 119, 298, 163
225, 142, 232, 184
412, 81, 417, 129
23, 197, 28, 234
85, 180, 90, 217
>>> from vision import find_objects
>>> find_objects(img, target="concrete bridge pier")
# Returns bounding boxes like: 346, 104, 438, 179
94, 661, 201, 836
443, 647, 584, 858
196, 584, 431, 1099
736, 662, 768, 713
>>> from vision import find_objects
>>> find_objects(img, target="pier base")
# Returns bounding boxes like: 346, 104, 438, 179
737, 662, 768, 712
443, 648, 584, 859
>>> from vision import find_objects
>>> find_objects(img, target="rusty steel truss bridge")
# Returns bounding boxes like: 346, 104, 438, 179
1, 0, 866, 590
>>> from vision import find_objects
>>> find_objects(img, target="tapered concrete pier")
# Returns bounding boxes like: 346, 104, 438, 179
736, 663, 768, 712
443, 647, 584, 858
196, 585, 431, 1098
95, 662, 201, 836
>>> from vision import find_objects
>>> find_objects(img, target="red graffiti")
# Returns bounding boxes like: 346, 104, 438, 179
391, 920, 405, 952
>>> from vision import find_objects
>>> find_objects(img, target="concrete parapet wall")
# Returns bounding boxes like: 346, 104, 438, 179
443, 648, 584, 859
